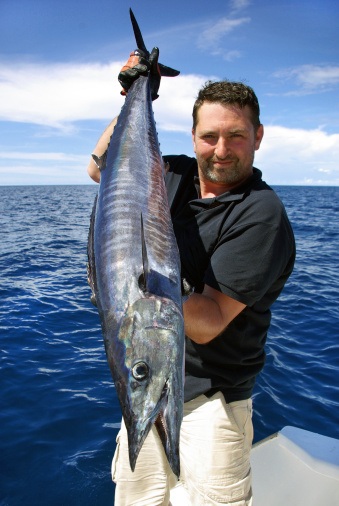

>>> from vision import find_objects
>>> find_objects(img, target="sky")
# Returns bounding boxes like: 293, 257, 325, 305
0, 0, 338, 186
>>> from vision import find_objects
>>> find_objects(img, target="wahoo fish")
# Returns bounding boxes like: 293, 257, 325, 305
87, 10, 184, 477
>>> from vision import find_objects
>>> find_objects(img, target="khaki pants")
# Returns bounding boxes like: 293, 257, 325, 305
112, 392, 253, 505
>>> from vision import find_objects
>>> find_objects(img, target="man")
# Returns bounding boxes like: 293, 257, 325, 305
87, 54, 295, 506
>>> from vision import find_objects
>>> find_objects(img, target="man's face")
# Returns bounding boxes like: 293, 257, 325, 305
192, 102, 264, 193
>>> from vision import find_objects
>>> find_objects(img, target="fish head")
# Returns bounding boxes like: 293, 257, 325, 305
115, 296, 184, 477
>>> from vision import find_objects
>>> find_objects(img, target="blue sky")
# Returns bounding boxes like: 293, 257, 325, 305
1, 0, 338, 186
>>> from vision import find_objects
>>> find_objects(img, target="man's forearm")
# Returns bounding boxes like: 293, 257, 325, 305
87, 117, 118, 182
183, 285, 246, 344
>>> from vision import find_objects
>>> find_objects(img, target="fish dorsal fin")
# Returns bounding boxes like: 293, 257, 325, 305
138, 212, 150, 293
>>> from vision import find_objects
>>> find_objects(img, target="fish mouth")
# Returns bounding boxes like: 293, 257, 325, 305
127, 379, 180, 477
154, 408, 180, 478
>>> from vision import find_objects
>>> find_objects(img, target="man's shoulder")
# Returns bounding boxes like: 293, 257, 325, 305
164, 155, 198, 209
242, 182, 295, 250
234, 175, 294, 241
245, 174, 287, 216
163, 154, 197, 175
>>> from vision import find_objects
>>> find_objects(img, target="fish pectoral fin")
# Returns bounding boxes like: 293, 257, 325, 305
90, 293, 98, 307
181, 277, 194, 303
91, 150, 108, 172
139, 212, 150, 293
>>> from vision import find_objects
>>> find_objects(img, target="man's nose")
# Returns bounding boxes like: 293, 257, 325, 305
215, 138, 229, 159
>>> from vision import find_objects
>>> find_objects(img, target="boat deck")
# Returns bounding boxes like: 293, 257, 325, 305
170, 426, 339, 505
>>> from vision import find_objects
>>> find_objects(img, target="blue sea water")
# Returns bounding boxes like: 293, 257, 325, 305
0, 184, 338, 505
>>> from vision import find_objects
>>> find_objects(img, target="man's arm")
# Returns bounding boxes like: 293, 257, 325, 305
87, 48, 163, 183
87, 117, 118, 183
183, 285, 246, 344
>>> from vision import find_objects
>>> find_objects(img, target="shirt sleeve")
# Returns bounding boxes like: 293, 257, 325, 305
203, 192, 295, 307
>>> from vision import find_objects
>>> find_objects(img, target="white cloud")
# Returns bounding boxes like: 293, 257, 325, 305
273, 64, 339, 94
153, 74, 209, 132
224, 50, 243, 62
198, 17, 250, 52
0, 151, 90, 185
0, 61, 209, 133
0, 61, 125, 129
255, 125, 339, 185
0, 151, 88, 163
230, 0, 251, 12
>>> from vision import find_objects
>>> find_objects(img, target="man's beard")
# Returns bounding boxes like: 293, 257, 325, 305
197, 154, 253, 186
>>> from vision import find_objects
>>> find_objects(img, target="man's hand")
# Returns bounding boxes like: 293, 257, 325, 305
118, 47, 161, 100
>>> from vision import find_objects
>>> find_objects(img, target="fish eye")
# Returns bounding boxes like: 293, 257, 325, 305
131, 362, 149, 381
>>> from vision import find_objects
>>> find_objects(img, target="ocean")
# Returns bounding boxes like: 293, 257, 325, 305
1, 184, 338, 505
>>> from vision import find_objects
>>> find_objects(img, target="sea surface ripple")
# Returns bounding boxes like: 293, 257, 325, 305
1, 184, 338, 505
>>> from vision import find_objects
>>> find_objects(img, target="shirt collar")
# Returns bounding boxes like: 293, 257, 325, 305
193, 168, 263, 204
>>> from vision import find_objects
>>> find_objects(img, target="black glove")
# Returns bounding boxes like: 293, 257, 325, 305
118, 47, 161, 100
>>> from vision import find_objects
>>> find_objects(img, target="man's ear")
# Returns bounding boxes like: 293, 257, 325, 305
255, 124, 264, 151
192, 129, 197, 153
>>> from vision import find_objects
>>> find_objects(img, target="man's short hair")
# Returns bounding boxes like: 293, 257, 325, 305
192, 80, 261, 132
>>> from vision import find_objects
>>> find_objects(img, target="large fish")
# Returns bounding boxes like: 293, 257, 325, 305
87, 10, 184, 477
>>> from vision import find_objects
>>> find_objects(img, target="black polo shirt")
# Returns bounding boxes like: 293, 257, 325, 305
164, 155, 296, 403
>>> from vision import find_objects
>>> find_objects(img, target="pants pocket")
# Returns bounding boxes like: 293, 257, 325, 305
226, 399, 253, 446
111, 430, 121, 483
